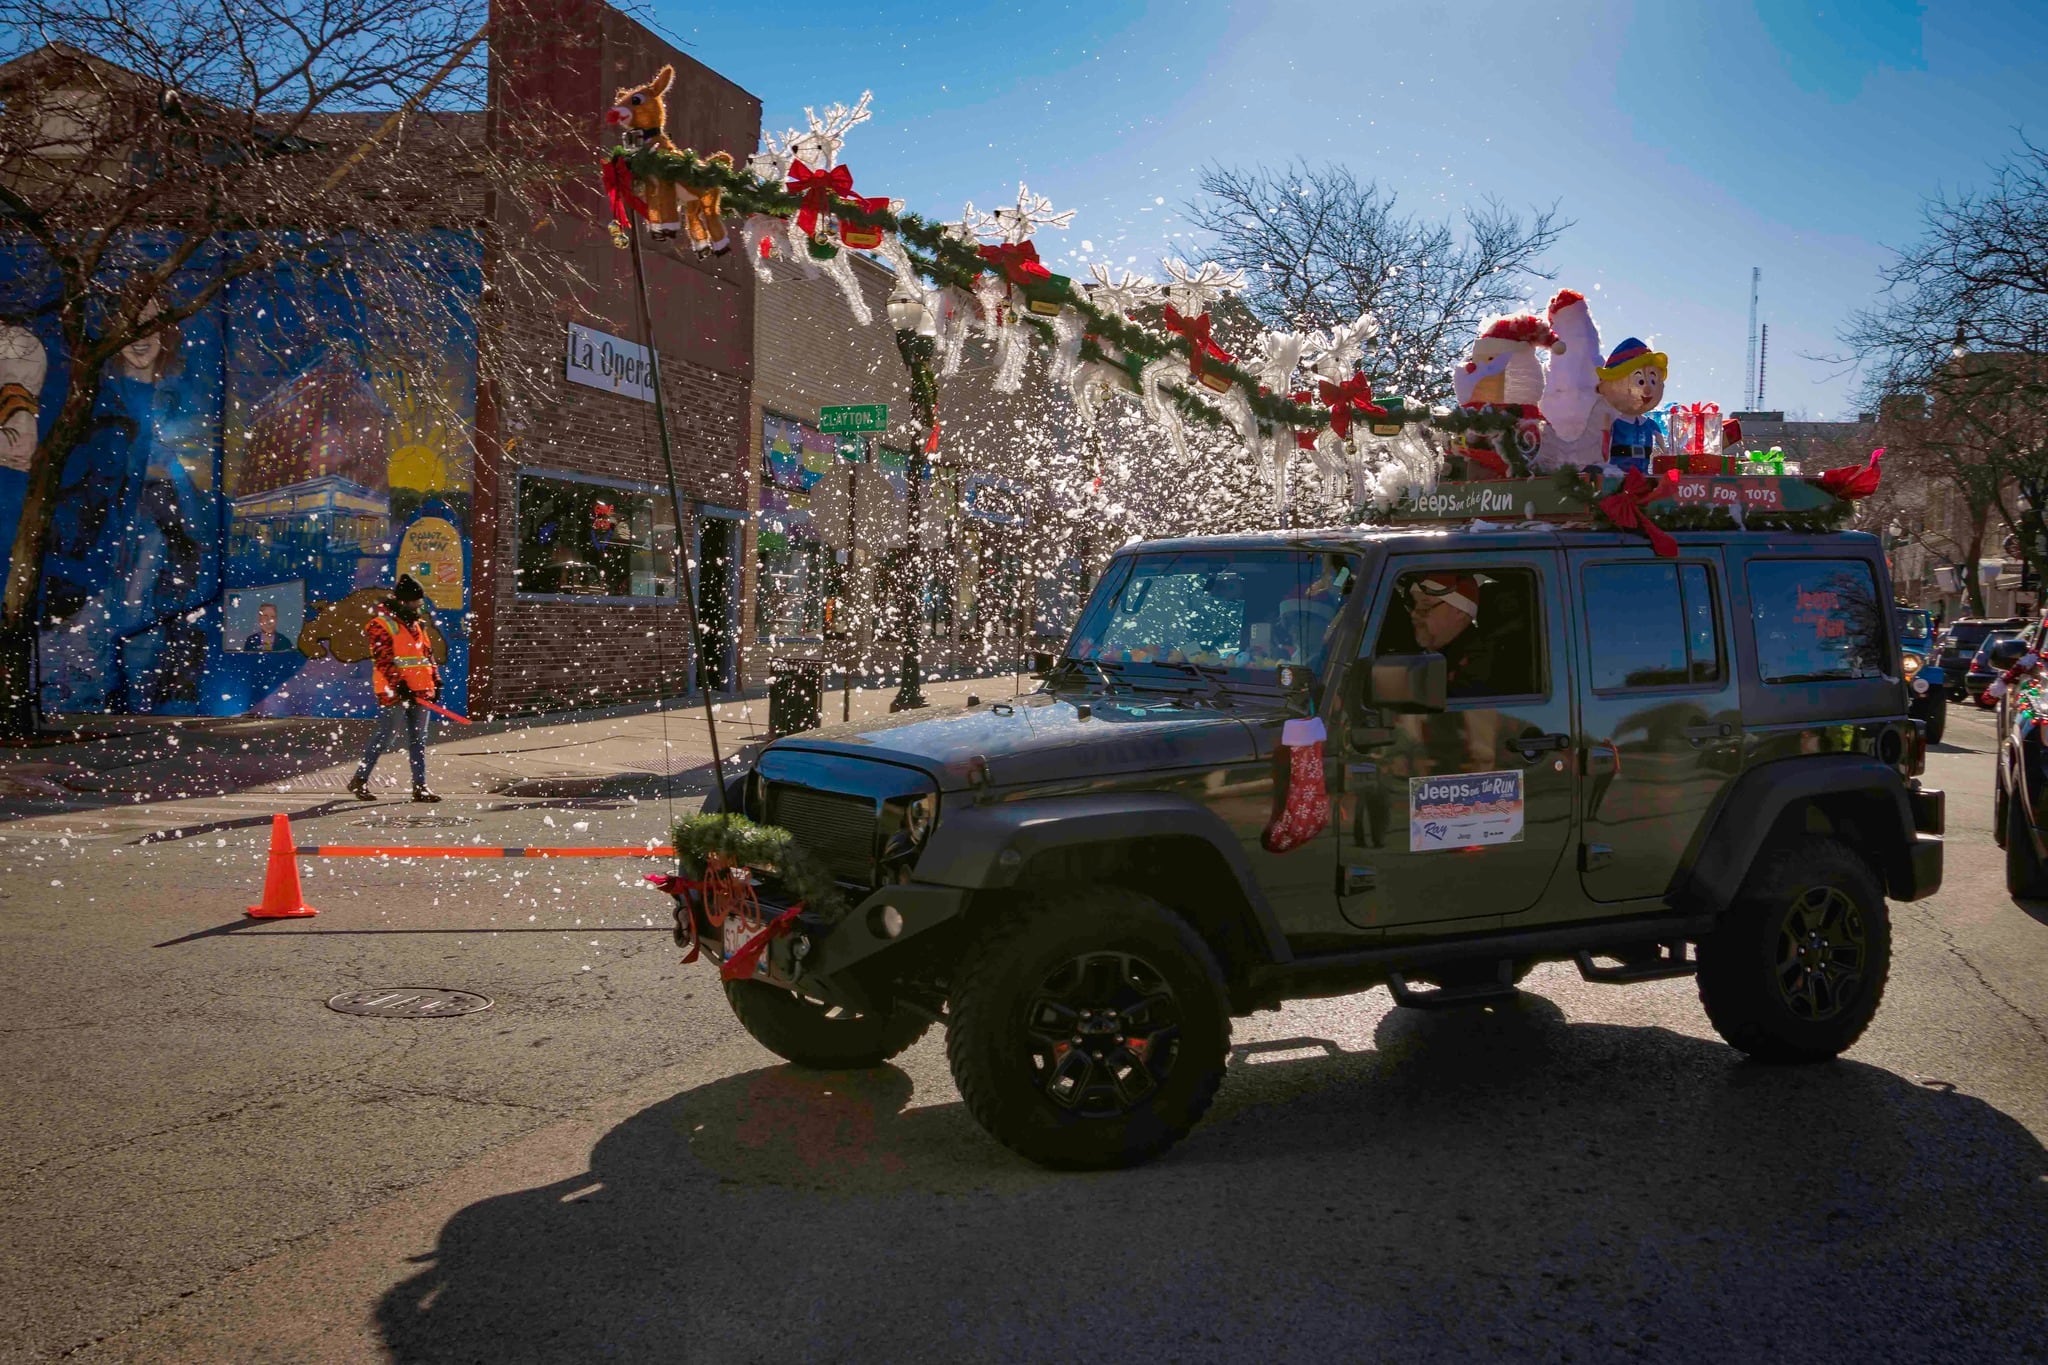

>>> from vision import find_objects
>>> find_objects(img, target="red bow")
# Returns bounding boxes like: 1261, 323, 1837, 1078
1460, 441, 1510, 480
1161, 306, 1234, 380
786, 161, 854, 237
1290, 390, 1320, 450
976, 240, 1053, 288
1815, 446, 1884, 501
1599, 467, 1679, 557
602, 155, 647, 231
1318, 375, 1387, 439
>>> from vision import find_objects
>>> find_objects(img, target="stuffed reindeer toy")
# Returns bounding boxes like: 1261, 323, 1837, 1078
606, 66, 685, 240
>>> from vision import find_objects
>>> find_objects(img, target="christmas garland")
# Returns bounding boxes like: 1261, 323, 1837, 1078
671, 811, 849, 919
617, 143, 1335, 437
1549, 467, 1854, 538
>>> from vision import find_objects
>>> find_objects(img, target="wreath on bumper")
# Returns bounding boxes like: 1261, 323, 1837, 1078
670, 811, 850, 920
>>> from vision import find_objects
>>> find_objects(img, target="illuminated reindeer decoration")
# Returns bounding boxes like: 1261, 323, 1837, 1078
743, 94, 877, 319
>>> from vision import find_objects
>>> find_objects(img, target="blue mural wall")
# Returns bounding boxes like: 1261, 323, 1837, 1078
0, 233, 480, 717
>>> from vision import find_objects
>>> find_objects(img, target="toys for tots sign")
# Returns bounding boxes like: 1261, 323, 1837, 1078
566, 323, 655, 402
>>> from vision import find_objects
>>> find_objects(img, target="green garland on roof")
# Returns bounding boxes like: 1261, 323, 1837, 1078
672, 811, 849, 920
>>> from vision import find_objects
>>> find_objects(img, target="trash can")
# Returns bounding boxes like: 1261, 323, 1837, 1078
768, 656, 826, 737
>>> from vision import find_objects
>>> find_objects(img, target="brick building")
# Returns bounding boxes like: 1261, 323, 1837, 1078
469, 1, 760, 715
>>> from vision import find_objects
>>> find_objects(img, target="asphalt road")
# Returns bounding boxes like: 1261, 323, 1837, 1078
2, 703, 2045, 1362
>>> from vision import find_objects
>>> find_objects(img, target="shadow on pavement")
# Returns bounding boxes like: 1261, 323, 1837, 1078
375, 996, 2048, 1362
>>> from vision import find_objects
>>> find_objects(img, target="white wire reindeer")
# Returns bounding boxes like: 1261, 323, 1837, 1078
752, 93, 877, 320
1138, 258, 1247, 462
960, 185, 1078, 391
1218, 329, 1311, 517
1299, 310, 1381, 499
1066, 265, 1162, 428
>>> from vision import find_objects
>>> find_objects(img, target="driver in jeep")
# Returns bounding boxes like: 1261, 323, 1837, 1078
1398, 570, 1499, 698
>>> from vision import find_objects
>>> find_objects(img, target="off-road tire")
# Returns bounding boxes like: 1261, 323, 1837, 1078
1919, 692, 1947, 745
1993, 767, 2009, 849
1696, 837, 1890, 1064
946, 886, 1231, 1170
724, 980, 929, 1069
2005, 780, 2048, 899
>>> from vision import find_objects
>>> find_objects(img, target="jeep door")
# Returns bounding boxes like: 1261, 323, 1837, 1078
1336, 548, 1577, 933
1568, 547, 1744, 903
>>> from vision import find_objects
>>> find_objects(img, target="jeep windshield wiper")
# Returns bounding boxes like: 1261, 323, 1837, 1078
1049, 656, 1122, 689
1147, 659, 1233, 703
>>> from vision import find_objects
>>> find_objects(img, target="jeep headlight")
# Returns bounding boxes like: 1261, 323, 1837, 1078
904, 792, 937, 844
1902, 653, 1920, 677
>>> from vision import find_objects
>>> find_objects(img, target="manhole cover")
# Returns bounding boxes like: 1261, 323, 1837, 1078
327, 988, 492, 1018
352, 813, 476, 828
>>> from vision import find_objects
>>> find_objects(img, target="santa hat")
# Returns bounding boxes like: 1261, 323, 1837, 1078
1476, 313, 1559, 351
1412, 572, 1480, 619
1596, 337, 1667, 382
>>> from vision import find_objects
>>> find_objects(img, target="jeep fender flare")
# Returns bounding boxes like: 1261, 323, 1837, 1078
1677, 754, 1922, 911
916, 793, 1292, 964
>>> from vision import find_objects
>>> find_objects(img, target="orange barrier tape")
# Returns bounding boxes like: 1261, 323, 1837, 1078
296, 845, 676, 858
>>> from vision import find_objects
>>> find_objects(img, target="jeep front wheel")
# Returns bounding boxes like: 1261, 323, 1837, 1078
946, 887, 1230, 1170
724, 980, 930, 1069
1696, 837, 1890, 1064
2005, 781, 2048, 899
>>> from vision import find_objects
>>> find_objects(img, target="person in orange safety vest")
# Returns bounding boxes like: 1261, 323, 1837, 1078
347, 574, 442, 802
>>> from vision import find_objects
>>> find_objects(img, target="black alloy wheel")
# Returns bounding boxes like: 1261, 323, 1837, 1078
1773, 885, 1867, 1023
1697, 836, 1890, 1064
1024, 951, 1183, 1118
947, 886, 1230, 1170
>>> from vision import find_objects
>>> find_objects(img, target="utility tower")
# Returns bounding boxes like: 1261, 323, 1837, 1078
1757, 323, 1769, 408
1744, 267, 1761, 410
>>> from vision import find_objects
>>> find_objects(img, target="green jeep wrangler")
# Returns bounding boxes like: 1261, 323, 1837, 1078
691, 521, 1945, 1169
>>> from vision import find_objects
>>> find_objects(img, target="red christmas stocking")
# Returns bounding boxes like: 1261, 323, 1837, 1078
1262, 717, 1330, 853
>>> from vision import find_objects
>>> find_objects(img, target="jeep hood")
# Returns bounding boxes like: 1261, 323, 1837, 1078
763, 690, 1266, 791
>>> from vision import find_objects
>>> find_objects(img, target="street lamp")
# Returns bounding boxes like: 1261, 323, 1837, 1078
888, 281, 939, 712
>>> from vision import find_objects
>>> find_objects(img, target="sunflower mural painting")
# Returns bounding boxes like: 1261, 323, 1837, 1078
0, 232, 480, 718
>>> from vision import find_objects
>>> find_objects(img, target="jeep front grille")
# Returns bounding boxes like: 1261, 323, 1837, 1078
766, 785, 877, 883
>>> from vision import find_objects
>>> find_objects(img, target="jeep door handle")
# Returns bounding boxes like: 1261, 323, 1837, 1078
1682, 722, 1734, 745
1512, 731, 1571, 759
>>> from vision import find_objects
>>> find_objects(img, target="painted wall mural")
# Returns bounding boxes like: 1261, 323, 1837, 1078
0, 233, 480, 717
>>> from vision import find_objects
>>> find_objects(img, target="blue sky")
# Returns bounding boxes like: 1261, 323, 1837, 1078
654, 0, 2048, 419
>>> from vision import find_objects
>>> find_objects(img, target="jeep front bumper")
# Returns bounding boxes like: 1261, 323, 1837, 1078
1901, 785, 1944, 901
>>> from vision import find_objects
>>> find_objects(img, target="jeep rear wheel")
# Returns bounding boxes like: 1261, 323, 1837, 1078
724, 980, 930, 1069
946, 887, 1230, 1170
1696, 837, 1890, 1064
2005, 781, 2048, 899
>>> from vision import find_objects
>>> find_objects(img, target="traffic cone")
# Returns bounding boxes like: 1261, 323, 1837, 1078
246, 813, 317, 919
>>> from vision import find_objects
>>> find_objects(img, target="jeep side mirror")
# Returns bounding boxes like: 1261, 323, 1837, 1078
1368, 653, 1448, 713
1029, 650, 1056, 677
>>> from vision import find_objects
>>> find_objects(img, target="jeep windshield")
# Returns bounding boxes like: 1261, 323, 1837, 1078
1062, 549, 1353, 687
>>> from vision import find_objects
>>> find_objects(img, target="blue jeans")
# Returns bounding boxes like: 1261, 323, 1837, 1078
354, 699, 432, 789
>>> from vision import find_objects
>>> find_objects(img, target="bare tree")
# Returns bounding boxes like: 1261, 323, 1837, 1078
0, 0, 572, 734
1185, 161, 1568, 402
1841, 139, 2048, 606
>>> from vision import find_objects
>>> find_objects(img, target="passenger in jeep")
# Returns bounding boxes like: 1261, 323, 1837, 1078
1399, 571, 1500, 698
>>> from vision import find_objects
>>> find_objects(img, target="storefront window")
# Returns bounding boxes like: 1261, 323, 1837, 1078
514, 470, 677, 600
758, 414, 833, 638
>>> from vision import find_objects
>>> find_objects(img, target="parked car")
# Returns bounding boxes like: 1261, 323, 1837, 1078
1968, 632, 2029, 705
685, 522, 1943, 1169
1897, 606, 1947, 742
1939, 617, 2025, 698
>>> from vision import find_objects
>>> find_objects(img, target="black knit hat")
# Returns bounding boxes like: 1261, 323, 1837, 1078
392, 574, 426, 603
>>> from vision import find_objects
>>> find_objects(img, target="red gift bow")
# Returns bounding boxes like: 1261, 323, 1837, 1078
786, 161, 855, 237
1599, 467, 1679, 558
1815, 446, 1884, 501
1460, 440, 1510, 480
976, 240, 1053, 288
1318, 375, 1387, 439
1161, 306, 1234, 380
602, 155, 648, 231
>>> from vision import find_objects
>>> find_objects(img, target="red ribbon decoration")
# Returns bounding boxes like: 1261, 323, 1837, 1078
602, 155, 648, 231
1460, 441, 1511, 480
1599, 467, 1679, 558
1289, 389, 1320, 450
1669, 401, 1720, 457
719, 903, 806, 982
786, 161, 855, 237
1815, 446, 1884, 501
1318, 375, 1387, 439
1161, 306, 1234, 381
976, 240, 1053, 288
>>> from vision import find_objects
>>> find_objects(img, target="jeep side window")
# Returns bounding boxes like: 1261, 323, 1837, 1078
1747, 559, 1887, 684
1582, 563, 1724, 691
1371, 567, 1542, 699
